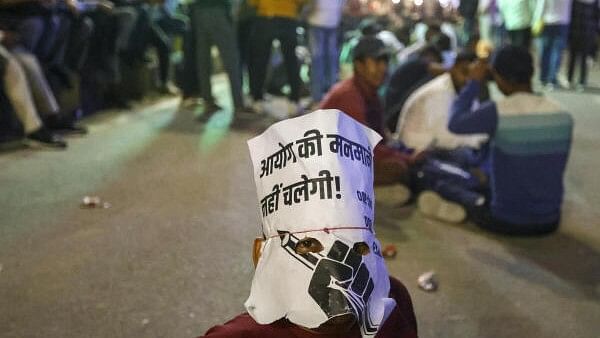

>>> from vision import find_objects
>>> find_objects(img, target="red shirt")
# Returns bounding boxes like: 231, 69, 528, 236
320, 76, 385, 138
320, 76, 412, 184
198, 277, 418, 338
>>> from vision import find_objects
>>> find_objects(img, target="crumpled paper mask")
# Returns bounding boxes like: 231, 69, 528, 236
245, 109, 396, 337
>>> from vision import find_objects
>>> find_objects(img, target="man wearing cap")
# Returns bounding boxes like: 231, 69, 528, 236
197, 110, 418, 337
320, 36, 412, 186
419, 45, 573, 235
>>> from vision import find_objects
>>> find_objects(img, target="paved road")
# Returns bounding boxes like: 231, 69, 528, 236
1, 79, 599, 338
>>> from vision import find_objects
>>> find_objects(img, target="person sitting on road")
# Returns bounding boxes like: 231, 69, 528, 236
384, 44, 446, 133
1, 34, 66, 148
394, 50, 488, 153
417, 45, 573, 236
320, 36, 413, 186
197, 109, 418, 338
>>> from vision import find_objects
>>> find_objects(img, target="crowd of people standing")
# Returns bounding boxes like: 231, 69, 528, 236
0, 0, 596, 235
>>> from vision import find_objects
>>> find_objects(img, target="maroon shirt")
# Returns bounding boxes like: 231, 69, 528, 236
320, 76, 385, 138
320, 76, 412, 185
198, 277, 418, 338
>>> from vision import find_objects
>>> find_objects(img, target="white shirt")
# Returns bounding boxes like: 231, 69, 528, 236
307, 0, 345, 28
497, 0, 537, 30
394, 73, 488, 151
532, 0, 572, 25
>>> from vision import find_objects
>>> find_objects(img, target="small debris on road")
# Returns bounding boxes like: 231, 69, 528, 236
418, 271, 438, 292
382, 244, 397, 259
80, 196, 111, 209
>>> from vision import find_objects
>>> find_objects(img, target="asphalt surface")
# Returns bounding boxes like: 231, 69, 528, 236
1, 74, 599, 338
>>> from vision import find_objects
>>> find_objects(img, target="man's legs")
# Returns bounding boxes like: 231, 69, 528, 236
249, 17, 274, 102
276, 18, 301, 102
12, 50, 60, 117
17, 16, 46, 56
546, 24, 568, 85
209, 7, 244, 109
2, 48, 42, 134
309, 25, 326, 102
550, 25, 568, 85
193, 7, 215, 105
324, 27, 339, 94
580, 41, 590, 86
539, 27, 554, 84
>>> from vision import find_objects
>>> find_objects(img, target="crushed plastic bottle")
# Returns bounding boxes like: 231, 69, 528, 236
80, 196, 111, 209
417, 271, 438, 292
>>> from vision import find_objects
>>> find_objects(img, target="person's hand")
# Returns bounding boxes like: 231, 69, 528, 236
98, 0, 114, 12
469, 59, 490, 83
532, 20, 544, 37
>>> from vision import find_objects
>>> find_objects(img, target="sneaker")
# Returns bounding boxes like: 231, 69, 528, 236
251, 100, 266, 115
417, 191, 466, 223
26, 127, 67, 149
157, 82, 180, 96
178, 97, 202, 112
374, 184, 411, 206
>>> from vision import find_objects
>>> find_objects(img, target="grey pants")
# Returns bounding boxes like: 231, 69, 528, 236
193, 6, 243, 109
1, 46, 59, 134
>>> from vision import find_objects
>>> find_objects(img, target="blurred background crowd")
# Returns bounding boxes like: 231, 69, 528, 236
0, 0, 596, 149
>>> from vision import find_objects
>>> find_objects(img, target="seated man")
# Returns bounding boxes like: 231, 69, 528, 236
394, 51, 488, 152
1, 39, 66, 148
384, 44, 445, 132
320, 36, 412, 185
198, 110, 418, 337
419, 45, 573, 236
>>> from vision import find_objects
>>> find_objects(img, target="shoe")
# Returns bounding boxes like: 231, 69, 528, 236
26, 127, 67, 149
178, 97, 201, 111
234, 106, 260, 120
46, 116, 88, 135
56, 123, 88, 135
251, 100, 266, 115
157, 82, 180, 96
417, 191, 466, 223
374, 184, 411, 206
196, 101, 222, 121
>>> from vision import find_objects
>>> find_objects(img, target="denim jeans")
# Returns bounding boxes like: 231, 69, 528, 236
308, 25, 339, 102
539, 24, 568, 84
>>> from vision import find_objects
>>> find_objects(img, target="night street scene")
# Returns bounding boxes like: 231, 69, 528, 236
1, 0, 599, 337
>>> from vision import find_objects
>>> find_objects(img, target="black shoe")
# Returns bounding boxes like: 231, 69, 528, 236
46, 116, 88, 135
196, 102, 222, 122
26, 127, 67, 149
56, 123, 88, 135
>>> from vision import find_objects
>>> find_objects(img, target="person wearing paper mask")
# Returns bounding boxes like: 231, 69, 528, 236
197, 110, 418, 338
